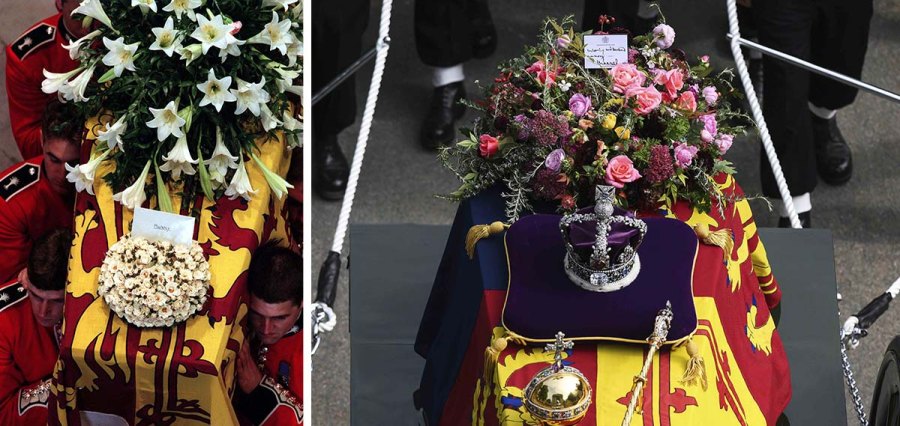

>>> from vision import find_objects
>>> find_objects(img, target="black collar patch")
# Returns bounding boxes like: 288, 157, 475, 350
0, 163, 40, 202
0, 282, 27, 314
10, 23, 56, 61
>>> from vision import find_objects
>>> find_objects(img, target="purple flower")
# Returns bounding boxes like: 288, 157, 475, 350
702, 86, 719, 105
514, 114, 530, 140
653, 24, 675, 49
673, 142, 699, 168
644, 145, 675, 183
698, 114, 717, 143
568, 93, 592, 118
528, 110, 571, 146
715, 134, 734, 154
557, 35, 571, 49
532, 166, 567, 201
544, 148, 565, 172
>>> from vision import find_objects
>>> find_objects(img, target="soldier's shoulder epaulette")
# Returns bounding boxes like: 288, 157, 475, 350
9, 22, 56, 61
0, 162, 40, 202
0, 282, 27, 314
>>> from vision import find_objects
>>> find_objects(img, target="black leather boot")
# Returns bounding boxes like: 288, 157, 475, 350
778, 211, 811, 229
421, 82, 466, 150
314, 134, 349, 201
811, 114, 853, 186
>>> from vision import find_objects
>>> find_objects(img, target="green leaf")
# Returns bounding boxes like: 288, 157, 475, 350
196, 148, 215, 201
153, 161, 174, 213
457, 140, 476, 149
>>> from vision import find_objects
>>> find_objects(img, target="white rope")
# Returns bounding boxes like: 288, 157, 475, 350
330, 0, 393, 254
725, 0, 801, 228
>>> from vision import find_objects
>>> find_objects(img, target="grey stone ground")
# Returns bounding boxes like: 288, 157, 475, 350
312, 1, 900, 424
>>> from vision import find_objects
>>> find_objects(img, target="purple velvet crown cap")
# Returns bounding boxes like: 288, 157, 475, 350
568, 206, 641, 264
502, 213, 699, 343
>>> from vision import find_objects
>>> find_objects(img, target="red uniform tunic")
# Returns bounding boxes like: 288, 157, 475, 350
236, 323, 303, 425
0, 156, 73, 283
0, 279, 59, 425
5, 14, 79, 159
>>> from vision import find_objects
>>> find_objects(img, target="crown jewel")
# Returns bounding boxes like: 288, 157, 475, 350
559, 185, 647, 292
524, 332, 592, 425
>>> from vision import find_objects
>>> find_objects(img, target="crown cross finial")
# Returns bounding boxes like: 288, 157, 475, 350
545, 331, 574, 372
590, 186, 616, 269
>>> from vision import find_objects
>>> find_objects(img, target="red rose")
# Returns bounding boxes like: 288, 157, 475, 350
479, 134, 500, 158
560, 194, 576, 210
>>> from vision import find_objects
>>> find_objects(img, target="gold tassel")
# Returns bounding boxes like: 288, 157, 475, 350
483, 335, 509, 381
680, 338, 708, 390
693, 223, 734, 263
465, 221, 507, 259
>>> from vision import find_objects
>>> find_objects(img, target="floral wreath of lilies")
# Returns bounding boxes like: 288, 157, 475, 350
43, 0, 303, 212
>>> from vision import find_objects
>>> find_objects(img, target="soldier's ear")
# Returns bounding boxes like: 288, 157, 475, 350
18, 268, 30, 292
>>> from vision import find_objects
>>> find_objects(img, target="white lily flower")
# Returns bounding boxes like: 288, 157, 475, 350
96, 116, 128, 151
224, 156, 255, 201
159, 136, 197, 179
196, 69, 236, 112
250, 12, 292, 55
113, 161, 151, 210
259, 103, 282, 131
285, 34, 302, 67
71, 0, 115, 30
131, 0, 157, 13
208, 167, 227, 189
66, 150, 110, 195
250, 153, 293, 199
102, 37, 140, 77
282, 111, 302, 148
162, 0, 201, 20
205, 127, 239, 176
41, 67, 81, 94
262, 0, 298, 10
149, 17, 183, 57
59, 65, 95, 102
217, 39, 245, 62
146, 101, 186, 141
178, 43, 203, 65
62, 29, 102, 60
190, 14, 238, 55
230, 77, 269, 116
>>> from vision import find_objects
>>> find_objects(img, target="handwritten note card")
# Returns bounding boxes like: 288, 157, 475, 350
131, 207, 195, 247
584, 34, 628, 69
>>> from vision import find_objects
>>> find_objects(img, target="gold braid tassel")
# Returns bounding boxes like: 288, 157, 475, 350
483, 330, 526, 380
466, 221, 508, 259
693, 223, 734, 264
680, 338, 708, 390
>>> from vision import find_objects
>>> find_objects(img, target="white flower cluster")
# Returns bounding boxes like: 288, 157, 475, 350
98, 234, 210, 328
52, 0, 302, 209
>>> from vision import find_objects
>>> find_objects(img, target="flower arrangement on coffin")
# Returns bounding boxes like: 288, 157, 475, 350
440, 17, 749, 221
98, 234, 210, 328
45, 0, 303, 212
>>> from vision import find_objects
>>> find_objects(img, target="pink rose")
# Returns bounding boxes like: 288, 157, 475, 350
568, 94, 591, 118
610, 63, 646, 94
653, 24, 676, 49
626, 85, 662, 115
673, 143, 699, 168
479, 134, 500, 158
698, 114, 717, 142
230, 21, 242, 35
653, 68, 684, 99
604, 155, 642, 188
674, 91, 697, 112
715, 134, 734, 154
702, 86, 718, 105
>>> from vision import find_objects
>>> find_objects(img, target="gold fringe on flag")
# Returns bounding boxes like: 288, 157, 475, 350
483, 329, 526, 381
465, 221, 508, 259
693, 223, 734, 264
680, 338, 708, 390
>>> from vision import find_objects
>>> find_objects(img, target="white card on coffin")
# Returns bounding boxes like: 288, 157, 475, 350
584, 34, 628, 69
131, 207, 195, 247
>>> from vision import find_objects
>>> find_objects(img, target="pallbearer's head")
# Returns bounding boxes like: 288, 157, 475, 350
41, 100, 82, 196
23, 228, 73, 327
247, 242, 302, 345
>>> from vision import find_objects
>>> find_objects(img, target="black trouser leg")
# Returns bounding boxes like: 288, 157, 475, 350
808, 0, 874, 110
414, 0, 475, 67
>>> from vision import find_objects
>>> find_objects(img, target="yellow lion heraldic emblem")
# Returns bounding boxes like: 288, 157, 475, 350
745, 298, 775, 356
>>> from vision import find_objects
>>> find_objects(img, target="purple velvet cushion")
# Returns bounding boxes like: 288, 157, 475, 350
502, 213, 698, 343
569, 207, 641, 263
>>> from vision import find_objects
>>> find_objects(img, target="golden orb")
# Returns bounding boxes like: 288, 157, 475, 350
524, 367, 592, 425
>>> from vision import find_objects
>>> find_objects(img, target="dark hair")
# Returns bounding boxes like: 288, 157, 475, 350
28, 228, 74, 291
41, 99, 82, 145
247, 241, 302, 305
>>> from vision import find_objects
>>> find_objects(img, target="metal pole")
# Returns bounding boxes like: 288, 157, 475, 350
728, 35, 900, 104
311, 45, 379, 106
